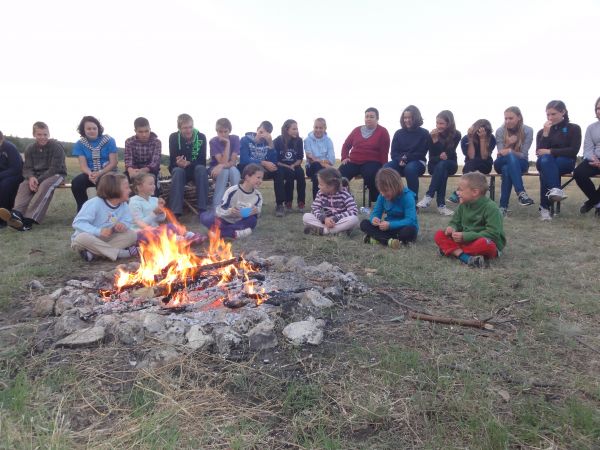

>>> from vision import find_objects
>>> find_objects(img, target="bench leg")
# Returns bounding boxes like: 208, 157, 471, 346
489, 175, 495, 201
362, 180, 367, 207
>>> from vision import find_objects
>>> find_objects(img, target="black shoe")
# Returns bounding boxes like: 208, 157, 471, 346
275, 205, 285, 217
0, 208, 23, 230
580, 202, 594, 214
0, 220, 6, 228
517, 191, 534, 206
595, 208, 600, 218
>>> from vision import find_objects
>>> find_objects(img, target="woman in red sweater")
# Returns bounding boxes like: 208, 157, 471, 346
339, 107, 390, 203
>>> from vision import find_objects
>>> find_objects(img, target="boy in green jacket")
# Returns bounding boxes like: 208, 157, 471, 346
434, 171, 505, 267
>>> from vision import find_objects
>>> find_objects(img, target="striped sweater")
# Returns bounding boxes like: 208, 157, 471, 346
311, 188, 358, 223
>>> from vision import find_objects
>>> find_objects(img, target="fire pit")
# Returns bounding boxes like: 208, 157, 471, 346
33, 223, 368, 366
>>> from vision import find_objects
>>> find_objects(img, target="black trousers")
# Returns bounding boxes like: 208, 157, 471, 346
306, 162, 324, 200
574, 159, 600, 206
360, 219, 417, 245
0, 175, 23, 211
463, 158, 492, 174
339, 161, 382, 203
238, 164, 285, 206
71, 173, 97, 212
280, 166, 306, 204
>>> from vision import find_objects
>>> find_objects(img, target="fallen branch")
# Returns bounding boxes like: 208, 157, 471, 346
408, 311, 494, 330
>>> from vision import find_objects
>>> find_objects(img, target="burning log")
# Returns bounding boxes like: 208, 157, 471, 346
408, 311, 494, 330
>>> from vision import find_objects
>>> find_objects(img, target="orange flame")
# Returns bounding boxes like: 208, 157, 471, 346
111, 216, 267, 307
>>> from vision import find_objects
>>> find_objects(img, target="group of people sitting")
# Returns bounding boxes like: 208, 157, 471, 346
0, 97, 598, 267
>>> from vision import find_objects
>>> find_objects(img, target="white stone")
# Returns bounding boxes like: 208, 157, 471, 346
282, 317, 325, 346
66, 280, 83, 288
54, 311, 89, 337
287, 256, 306, 270
55, 326, 105, 348
247, 321, 277, 351
49, 288, 64, 300
185, 325, 214, 350
28, 280, 44, 290
301, 290, 334, 309
54, 297, 74, 316
142, 313, 168, 333
214, 327, 242, 356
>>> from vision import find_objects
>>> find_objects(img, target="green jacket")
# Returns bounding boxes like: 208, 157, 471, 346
448, 196, 506, 251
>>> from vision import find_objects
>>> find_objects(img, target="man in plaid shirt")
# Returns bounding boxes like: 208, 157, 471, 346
124, 117, 162, 188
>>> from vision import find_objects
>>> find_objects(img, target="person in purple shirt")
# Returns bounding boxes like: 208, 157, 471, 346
208, 118, 241, 209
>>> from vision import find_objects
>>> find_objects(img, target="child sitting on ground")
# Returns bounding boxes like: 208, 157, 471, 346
302, 167, 358, 235
200, 163, 263, 239
71, 172, 138, 262
434, 171, 505, 268
360, 168, 418, 248
129, 173, 201, 244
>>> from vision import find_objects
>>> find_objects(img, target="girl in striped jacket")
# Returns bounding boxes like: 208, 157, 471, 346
302, 167, 359, 236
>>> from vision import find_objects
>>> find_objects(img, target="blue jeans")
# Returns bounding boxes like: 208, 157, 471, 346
384, 160, 426, 197
199, 210, 257, 238
493, 154, 529, 208
210, 166, 241, 209
536, 154, 576, 208
426, 160, 457, 206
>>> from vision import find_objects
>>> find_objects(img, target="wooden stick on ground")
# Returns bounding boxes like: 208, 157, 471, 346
408, 311, 494, 330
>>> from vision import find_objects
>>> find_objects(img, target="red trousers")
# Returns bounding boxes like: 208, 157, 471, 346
434, 230, 498, 259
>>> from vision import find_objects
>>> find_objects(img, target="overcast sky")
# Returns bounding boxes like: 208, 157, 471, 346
1, 0, 598, 160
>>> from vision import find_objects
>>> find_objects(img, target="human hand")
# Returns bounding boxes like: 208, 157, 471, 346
262, 161, 277, 172
440, 152, 448, 160
28, 177, 39, 192
219, 136, 229, 145
176, 155, 188, 168
451, 231, 463, 242
371, 217, 381, 226
477, 127, 487, 139
231, 207, 242, 218
499, 148, 511, 156
378, 221, 390, 231
341, 158, 350, 165
100, 227, 113, 238
536, 148, 551, 156
113, 222, 127, 233
445, 226, 454, 236
324, 217, 335, 228
543, 120, 553, 136
158, 197, 166, 208
212, 164, 223, 178
467, 127, 474, 138
430, 128, 439, 143
89, 172, 99, 184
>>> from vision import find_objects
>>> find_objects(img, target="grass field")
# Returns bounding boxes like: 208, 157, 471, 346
1, 157, 599, 449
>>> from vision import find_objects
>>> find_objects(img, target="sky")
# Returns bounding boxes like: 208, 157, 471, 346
1, 0, 598, 161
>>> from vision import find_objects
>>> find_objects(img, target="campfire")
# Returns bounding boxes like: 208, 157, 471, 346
99, 221, 268, 310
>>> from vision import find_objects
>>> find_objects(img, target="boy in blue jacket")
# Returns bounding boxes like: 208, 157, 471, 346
360, 168, 418, 248
238, 121, 286, 217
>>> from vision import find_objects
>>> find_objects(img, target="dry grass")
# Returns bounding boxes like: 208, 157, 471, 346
1, 162, 600, 449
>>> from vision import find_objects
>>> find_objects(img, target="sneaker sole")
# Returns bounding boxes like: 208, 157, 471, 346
0, 209, 22, 229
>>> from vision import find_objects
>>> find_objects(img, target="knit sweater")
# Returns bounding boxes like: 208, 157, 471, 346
535, 119, 581, 159
217, 184, 263, 224
582, 120, 600, 161
390, 127, 431, 163
447, 195, 505, 250
22, 139, 67, 182
311, 188, 358, 223
341, 125, 390, 165
369, 187, 419, 231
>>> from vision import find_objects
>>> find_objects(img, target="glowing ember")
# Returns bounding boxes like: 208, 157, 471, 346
107, 215, 267, 307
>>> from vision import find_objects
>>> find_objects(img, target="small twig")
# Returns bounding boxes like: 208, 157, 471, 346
574, 336, 600, 355
0, 320, 53, 331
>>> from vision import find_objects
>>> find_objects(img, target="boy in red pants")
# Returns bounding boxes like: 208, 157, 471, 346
434, 171, 505, 268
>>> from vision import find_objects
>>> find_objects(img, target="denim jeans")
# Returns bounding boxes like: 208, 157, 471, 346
493, 154, 529, 208
384, 159, 426, 197
535, 154, 576, 208
210, 166, 241, 209
426, 160, 457, 206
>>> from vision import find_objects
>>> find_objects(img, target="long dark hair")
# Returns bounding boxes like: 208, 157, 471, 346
281, 119, 297, 149
546, 100, 570, 123
77, 116, 104, 138
471, 119, 493, 145
401, 105, 424, 129
436, 110, 457, 152
317, 167, 348, 193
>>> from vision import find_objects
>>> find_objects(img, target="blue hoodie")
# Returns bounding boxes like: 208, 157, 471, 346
304, 132, 335, 166
239, 132, 277, 165
369, 187, 419, 231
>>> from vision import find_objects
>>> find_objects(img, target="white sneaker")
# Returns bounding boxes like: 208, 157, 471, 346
539, 207, 552, 221
437, 205, 454, 216
416, 195, 433, 209
547, 188, 567, 202
235, 228, 252, 239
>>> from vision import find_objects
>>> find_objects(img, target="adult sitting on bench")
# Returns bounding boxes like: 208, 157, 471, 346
168, 113, 209, 216
339, 107, 390, 204
574, 96, 600, 217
